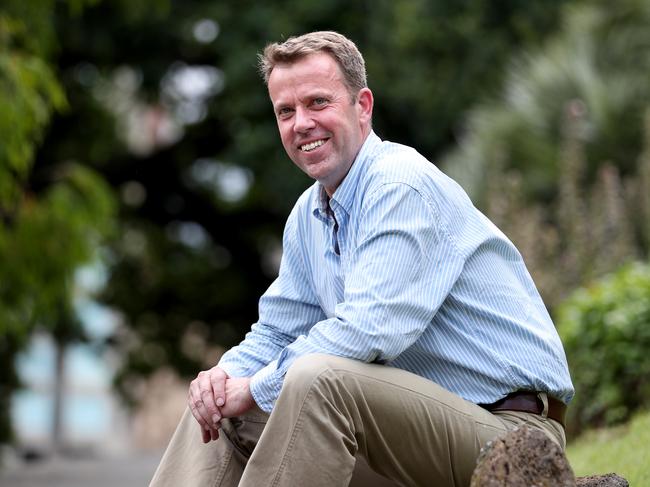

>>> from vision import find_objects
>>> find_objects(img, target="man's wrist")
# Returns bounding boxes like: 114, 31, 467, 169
249, 364, 282, 413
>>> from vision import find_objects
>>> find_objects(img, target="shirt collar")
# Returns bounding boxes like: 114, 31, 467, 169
310, 131, 382, 220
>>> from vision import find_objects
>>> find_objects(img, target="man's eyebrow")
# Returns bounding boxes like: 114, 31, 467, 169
272, 101, 290, 111
272, 90, 332, 110
306, 90, 331, 99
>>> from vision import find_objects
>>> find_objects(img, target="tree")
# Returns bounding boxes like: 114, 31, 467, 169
0, 0, 115, 446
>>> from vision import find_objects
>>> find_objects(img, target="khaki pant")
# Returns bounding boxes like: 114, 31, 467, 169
150, 354, 565, 487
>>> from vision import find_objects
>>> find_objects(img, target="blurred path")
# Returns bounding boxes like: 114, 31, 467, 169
0, 450, 163, 487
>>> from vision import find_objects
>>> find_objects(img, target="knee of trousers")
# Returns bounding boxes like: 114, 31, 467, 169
283, 353, 355, 398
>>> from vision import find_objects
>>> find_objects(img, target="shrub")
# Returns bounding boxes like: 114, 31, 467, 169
556, 262, 650, 435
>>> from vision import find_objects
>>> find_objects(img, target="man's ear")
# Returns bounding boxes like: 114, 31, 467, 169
356, 88, 374, 125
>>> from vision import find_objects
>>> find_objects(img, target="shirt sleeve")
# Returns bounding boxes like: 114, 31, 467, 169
249, 182, 467, 412
217, 206, 326, 382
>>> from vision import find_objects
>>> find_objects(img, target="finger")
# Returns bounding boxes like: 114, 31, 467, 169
210, 369, 227, 409
200, 422, 210, 443
197, 372, 222, 427
196, 408, 220, 443
190, 394, 221, 443
188, 379, 213, 430
188, 390, 209, 431
190, 403, 213, 445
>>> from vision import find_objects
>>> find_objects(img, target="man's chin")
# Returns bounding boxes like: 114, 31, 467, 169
301, 160, 329, 180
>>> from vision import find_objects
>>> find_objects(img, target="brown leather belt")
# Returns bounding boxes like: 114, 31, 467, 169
479, 392, 567, 428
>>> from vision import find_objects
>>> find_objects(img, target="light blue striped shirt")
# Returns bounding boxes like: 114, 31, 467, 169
219, 131, 574, 413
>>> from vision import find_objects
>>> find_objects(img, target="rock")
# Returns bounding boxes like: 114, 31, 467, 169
470, 425, 575, 486
576, 473, 629, 486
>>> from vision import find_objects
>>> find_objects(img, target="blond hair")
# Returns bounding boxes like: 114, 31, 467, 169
258, 31, 367, 97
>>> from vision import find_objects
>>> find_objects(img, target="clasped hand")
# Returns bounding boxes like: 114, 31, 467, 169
188, 365, 255, 443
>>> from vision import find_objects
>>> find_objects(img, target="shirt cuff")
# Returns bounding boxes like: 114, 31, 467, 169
216, 359, 249, 379
249, 360, 284, 413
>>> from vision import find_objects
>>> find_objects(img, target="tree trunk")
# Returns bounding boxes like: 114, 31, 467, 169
52, 340, 66, 454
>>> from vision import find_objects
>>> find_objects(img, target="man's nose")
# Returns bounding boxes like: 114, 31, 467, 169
293, 106, 315, 133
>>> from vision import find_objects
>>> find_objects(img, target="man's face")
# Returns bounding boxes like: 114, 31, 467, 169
268, 52, 373, 196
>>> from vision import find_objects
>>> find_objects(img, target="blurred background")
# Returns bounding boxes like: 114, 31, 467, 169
1, 0, 650, 484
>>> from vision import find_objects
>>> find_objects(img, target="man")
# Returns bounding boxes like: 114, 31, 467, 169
150, 31, 573, 487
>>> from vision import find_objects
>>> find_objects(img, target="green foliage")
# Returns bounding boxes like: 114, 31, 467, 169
0, 164, 115, 333
0, 10, 66, 209
557, 263, 650, 434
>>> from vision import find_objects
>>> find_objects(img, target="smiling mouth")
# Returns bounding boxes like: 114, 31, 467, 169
300, 139, 328, 152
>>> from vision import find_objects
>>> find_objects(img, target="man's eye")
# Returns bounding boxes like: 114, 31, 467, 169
313, 98, 328, 106
278, 107, 293, 117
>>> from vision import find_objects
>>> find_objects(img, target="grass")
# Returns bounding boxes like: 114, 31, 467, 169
566, 410, 650, 485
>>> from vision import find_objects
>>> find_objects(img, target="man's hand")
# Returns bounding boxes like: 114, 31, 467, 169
188, 365, 229, 443
220, 377, 255, 419
188, 368, 257, 443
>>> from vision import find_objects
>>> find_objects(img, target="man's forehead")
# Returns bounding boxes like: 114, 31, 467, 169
269, 52, 343, 84
268, 53, 346, 102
